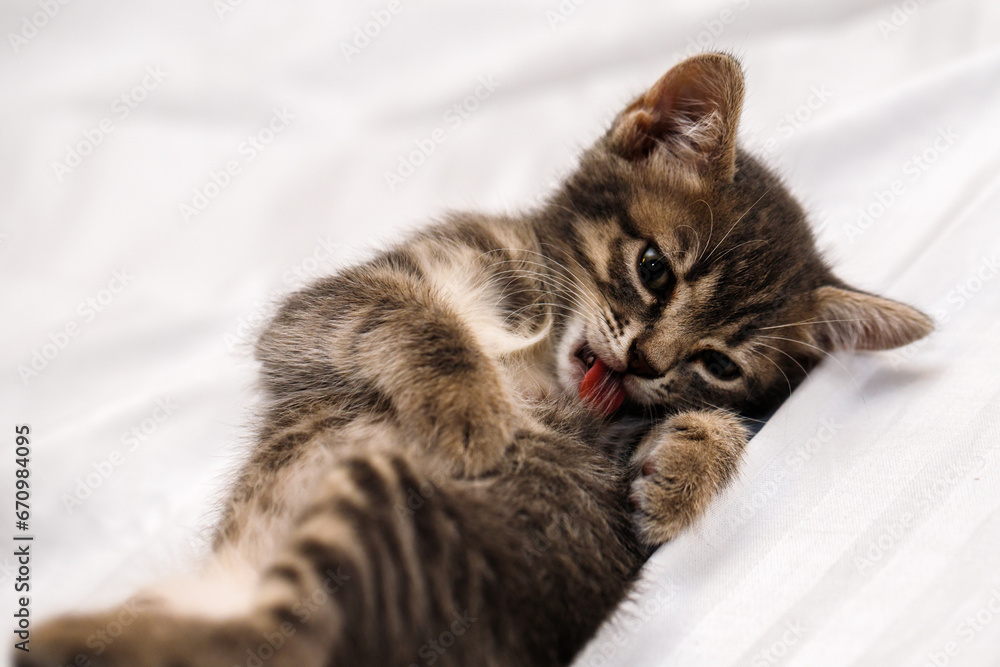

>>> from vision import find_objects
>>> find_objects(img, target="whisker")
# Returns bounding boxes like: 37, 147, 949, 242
676, 223, 703, 264
501, 301, 593, 329
712, 238, 769, 263
704, 185, 773, 263
482, 252, 609, 316
485, 263, 604, 314
537, 241, 616, 313
745, 347, 793, 398
698, 399, 768, 425
491, 289, 591, 328
476, 256, 605, 316
754, 341, 809, 378
758, 318, 866, 331
691, 198, 714, 263
758, 334, 869, 408
489, 269, 596, 305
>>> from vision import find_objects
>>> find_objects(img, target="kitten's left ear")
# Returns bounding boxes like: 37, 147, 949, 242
810, 285, 934, 351
607, 52, 745, 181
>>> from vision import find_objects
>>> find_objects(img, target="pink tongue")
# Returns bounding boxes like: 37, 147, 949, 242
578, 357, 626, 416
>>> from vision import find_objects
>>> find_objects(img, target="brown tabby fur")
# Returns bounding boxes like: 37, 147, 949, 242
21, 53, 931, 667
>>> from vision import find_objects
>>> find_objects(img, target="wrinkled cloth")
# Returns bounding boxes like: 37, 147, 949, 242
2, 1, 998, 665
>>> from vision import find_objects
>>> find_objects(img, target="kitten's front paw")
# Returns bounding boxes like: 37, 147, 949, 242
629, 410, 748, 547
404, 377, 516, 478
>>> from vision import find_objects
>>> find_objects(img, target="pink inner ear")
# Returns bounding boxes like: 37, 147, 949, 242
651, 75, 714, 123
610, 53, 744, 178
646, 78, 722, 153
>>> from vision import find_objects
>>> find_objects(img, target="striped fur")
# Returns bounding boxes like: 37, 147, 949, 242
22, 53, 931, 667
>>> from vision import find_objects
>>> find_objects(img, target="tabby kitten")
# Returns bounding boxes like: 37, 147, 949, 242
23, 53, 931, 667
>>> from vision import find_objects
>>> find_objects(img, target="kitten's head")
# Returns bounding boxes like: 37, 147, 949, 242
546, 53, 932, 417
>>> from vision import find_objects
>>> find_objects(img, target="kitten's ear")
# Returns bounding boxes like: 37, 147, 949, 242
607, 52, 745, 181
810, 285, 934, 351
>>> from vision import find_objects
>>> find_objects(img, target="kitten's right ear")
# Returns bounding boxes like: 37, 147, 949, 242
607, 52, 745, 181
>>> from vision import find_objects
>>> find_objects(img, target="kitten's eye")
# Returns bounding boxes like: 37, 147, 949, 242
637, 244, 673, 294
695, 350, 742, 381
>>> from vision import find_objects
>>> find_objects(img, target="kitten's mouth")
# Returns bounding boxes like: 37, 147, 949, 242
574, 343, 627, 417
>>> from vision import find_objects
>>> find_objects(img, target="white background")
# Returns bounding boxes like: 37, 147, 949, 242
2, 1, 999, 666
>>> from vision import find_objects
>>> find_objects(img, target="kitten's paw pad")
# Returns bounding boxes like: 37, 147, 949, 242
630, 410, 748, 547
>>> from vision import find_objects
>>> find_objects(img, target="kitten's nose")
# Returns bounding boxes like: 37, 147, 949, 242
626, 342, 658, 378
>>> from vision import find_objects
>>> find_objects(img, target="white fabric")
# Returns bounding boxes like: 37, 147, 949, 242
2, 1, 999, 665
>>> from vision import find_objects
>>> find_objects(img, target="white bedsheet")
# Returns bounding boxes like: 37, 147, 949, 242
3, 1, 999, 665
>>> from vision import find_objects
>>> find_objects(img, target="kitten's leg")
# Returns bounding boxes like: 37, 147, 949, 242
259, 268, 519, 476
21, 450, 514, 667
21, 607, 322, 667
628, 410, 749, 547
